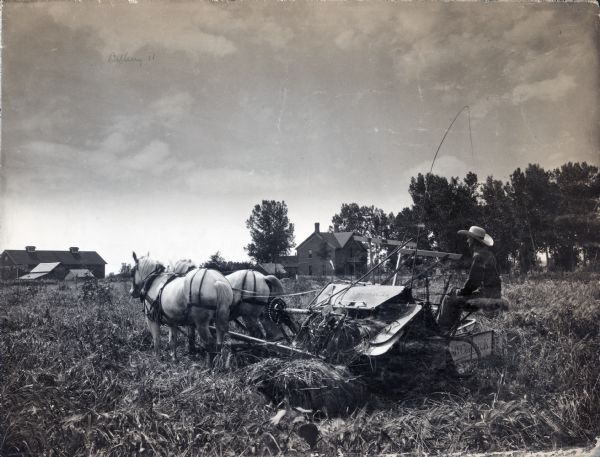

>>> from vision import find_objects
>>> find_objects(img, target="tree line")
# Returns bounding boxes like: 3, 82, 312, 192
329, 162, 600, 273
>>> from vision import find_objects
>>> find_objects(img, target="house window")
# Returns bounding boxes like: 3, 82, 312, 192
322, 264, 326, 276
308, 249, 312, 259
308, 265, 312, 275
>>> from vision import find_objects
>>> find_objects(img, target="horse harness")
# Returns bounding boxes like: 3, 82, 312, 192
229, 270, 270, 319
139, 266, 174, 324
140, 267, 217, 325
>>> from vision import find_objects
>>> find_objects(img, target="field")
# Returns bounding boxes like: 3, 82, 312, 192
1, 275, 600, 456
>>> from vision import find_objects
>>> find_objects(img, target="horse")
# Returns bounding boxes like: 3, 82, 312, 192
130, 252, 233, 360
225, 269, 287, 340
172, 261, 288, 342
172, 258, 197, 275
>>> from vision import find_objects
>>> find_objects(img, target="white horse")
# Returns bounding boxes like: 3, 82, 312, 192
225, 269, 286, 339
130, 252, 233, 360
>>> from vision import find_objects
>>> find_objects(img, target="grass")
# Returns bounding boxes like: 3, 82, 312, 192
1, 275, 599, 456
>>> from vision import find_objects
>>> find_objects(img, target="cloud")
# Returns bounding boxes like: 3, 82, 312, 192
502, 10, 555, 44
257, 20, 294, 49
46, 3, 237, 59
8, 138, 184, 196
184, 167, 289, 195
149, 92, 194, 129
511, 73, 576, 104
122, 141, 173, 175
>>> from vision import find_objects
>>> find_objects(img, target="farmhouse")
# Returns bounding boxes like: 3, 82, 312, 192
295, 223, 367, 276
0, 246, 107, 280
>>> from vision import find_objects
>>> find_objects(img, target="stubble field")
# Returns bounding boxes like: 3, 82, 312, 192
1, 274, 599, 456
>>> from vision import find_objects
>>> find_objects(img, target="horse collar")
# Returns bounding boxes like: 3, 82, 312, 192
143, 273, 178, 324
139, 267, 165, 302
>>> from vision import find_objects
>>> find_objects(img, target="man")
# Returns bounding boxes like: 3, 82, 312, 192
437, 225, 502, 332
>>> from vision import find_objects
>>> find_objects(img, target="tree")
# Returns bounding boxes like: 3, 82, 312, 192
408, 172, 481, 255
551, 162, 600, 270
330, 203, 393, 239
202, 252, 253, 273
479, 177, 518, 272
203, 251, 227, 271
245, 200, 295, 263
507, 164, 558, 273
315, 240, 331, 261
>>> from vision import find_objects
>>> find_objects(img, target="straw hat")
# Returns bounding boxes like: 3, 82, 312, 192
457, 226, 494, 247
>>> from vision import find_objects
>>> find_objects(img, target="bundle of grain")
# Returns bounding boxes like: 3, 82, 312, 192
245, 357, 366, 415
294, 313, 369, 365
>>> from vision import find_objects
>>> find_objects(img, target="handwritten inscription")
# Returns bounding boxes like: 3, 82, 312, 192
107, 52, 156, 67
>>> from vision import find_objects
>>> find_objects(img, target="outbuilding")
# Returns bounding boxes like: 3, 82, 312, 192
1, 246, 107, 280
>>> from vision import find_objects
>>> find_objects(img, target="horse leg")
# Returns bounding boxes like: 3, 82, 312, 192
244, 316, 266, 339
168, 325, 178, 361
214, 310, 230, 355
196, 320, 212, 356
146, 316, 161, 357
188, 325, 196, 354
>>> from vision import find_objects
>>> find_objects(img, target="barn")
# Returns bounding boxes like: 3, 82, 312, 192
0, 246, 107, 280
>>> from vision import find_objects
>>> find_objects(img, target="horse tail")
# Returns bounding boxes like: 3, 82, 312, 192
264, 275, 284, 297
214, 279, 233, 331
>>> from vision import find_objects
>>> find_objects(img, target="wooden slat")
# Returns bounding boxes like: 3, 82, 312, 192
353, 235, 416, 247
352, 236, 461, 260
397, 248, 462, 260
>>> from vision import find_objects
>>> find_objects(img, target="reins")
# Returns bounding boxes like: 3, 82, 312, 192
230, 287, 322, 300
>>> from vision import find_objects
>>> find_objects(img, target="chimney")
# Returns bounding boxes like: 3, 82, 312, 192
25, 246, 36, 253
69, 247, 79, 254
314, 222, 320, 233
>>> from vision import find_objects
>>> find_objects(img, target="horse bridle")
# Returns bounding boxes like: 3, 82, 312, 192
131, 263, 165, 302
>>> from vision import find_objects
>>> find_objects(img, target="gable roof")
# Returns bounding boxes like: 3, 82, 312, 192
2, 250, 107, 266
296, 231, 364, 251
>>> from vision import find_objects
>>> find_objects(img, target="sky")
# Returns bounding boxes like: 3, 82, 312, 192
2, 0, 599, 273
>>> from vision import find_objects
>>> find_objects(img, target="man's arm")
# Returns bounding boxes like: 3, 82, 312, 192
459, 253, 485, 296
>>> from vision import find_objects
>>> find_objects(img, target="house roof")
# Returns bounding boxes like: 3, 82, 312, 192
2, 250, 107, 266
296, 231, 364, 251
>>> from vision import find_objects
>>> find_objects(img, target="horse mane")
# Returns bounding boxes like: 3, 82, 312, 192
138, 256, 165, 278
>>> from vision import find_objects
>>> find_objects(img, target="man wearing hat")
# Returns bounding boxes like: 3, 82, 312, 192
437, 226, 502, 332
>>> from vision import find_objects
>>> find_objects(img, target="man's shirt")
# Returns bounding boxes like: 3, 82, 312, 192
460, 247, 502, 298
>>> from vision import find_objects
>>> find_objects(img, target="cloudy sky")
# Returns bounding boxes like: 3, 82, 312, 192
2, 0, 599, 272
